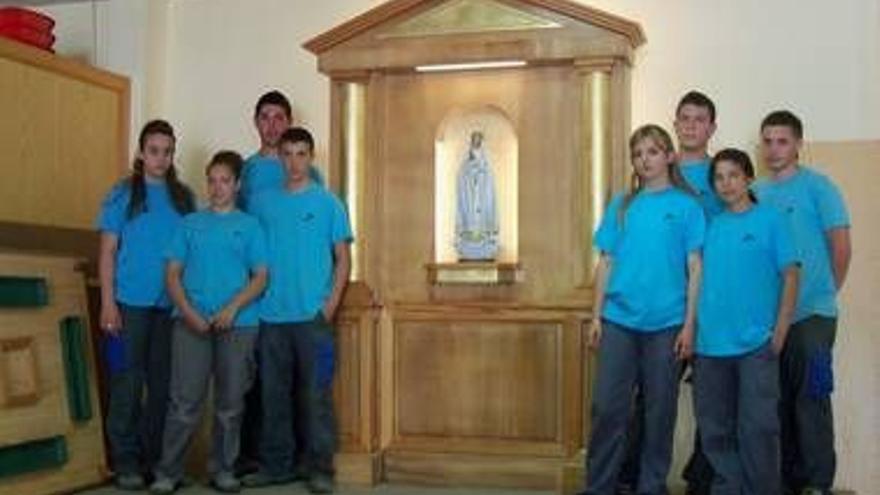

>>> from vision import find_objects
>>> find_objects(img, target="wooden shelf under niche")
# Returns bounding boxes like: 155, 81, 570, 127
425, 261, 522, 285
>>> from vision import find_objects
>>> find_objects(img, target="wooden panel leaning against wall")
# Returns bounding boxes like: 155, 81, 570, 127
0, 252, 108, 494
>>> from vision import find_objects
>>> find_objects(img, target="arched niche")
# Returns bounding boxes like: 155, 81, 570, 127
434, 105, 518, 264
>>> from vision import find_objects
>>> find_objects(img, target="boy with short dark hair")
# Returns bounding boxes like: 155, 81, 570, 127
245, 127, 352, 494
754, 110, 851, 495
674, 90, 723, 217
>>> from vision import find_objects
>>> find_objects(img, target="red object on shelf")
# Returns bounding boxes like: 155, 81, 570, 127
0, 26, 55, 51
0, 7, 55, 52
0, 7, 55, 32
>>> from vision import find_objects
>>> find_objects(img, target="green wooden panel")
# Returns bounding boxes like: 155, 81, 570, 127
0, 437, 68, 478
0, 276, 48, 307
59, 316, 93, 422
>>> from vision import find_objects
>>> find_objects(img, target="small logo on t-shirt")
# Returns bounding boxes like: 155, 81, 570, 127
231, 230, 245, 253
742, 233, 756, 243
663, 212, 675, 222
302, 212, 315, 222
785, 205, 795, 214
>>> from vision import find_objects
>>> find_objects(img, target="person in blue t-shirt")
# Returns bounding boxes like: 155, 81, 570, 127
150, 151, 268, 494
243, 127, 352, 494
239, 90, 324, 212
754, 110, 851, 495
579, 124, 705, 495
671, 90, 723, 495
674, 90, 724, 219
96, 120, 196, 490
238, 91, 324, 475
614, 91, 721, 495
694, 148, 800, 495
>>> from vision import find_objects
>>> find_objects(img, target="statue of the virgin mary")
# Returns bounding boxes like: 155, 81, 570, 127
455, 131, 499, 260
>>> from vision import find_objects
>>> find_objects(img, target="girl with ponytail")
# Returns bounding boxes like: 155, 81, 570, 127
693, 148, 799, 495
96, 119, 194, 490
582, 124, 705, 495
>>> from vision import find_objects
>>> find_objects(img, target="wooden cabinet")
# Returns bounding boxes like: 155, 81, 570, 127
0, 36, 129, 233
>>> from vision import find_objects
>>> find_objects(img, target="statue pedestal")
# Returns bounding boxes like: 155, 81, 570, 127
426, 261, 522, 285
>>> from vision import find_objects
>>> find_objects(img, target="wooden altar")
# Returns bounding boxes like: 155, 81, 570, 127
304, 0, 644, 491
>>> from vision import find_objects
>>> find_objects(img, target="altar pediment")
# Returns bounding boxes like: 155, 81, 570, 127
378, 0, 563, 38
303, 0, 644, 74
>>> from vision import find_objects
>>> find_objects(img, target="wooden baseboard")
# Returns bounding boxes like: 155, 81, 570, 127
558, 451, 585, 495
383, 451, 570, 491
336, 451, 381, 486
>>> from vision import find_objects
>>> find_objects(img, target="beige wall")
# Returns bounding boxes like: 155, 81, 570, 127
43, 0, 880, 173
38, 0, 880, 492
40, 0, 153, 156
803, 141, 880, 493
589, 0, 880, 145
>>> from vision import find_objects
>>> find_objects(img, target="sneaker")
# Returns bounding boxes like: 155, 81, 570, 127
149, 477, 176, 494
115, 472, 146, 491
307, 474, 334, 494
615, 483, 636, 495
240, 470, 296, 488
211, 472, 242, 493
292, 464, 311, 482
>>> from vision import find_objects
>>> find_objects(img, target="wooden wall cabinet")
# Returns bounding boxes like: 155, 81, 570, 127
0, 36, 129, 242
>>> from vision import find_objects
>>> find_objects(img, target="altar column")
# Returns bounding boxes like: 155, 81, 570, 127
576, 61, 612, 286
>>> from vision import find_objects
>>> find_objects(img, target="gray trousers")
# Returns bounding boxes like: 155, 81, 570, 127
780, 315, 837, 494
694, 343, 781, 495
583, 321, 681, 495
155, 320, 256, 481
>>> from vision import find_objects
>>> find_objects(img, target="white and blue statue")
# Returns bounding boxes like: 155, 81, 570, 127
455, 131, 499, 261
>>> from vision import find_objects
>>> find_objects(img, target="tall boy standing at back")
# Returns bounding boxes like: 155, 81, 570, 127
240, 90, 323, 212
614, 92, 720, 495
673, 90, 721, 495
239, 90, 324, 473
674, 90, 724, 218
236, 89, 293, 474
240, 90, 292, 212
246, 127, 352, 494
754, 110, 851, 495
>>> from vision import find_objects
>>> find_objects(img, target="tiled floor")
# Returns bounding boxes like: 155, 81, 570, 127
76, 482, 554, 495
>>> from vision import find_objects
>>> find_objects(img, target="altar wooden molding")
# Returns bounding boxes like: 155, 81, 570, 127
304, 0, 645, 56
425, 262, 522, 284
306, 1, 643, 492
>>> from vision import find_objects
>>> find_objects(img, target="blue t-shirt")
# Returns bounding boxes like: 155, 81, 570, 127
680, 158, 724, 218
96, 180, 186, 308
239, 152, 325, 212
251, 182, 353, 323
164, 209, 267, 328
594, 187, 705, 331
697, 204, 798, 356
753, 166, 850, 322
